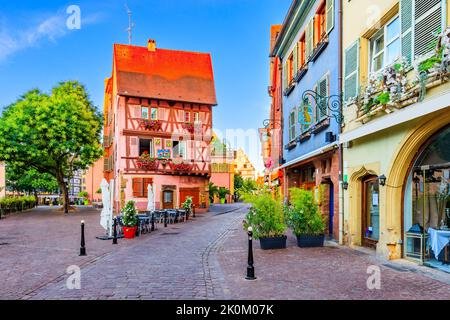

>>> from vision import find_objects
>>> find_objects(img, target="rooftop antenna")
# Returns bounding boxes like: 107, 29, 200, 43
125, 4, 135, 45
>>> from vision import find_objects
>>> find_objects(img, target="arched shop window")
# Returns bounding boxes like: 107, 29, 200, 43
404, 126, 450, 266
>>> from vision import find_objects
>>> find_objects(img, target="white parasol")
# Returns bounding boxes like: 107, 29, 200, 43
147, 184, 155, 212
100, 179, 111, 231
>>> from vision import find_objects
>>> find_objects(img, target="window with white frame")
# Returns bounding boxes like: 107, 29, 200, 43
289, 110, 296, 142
370, 16, 401, 73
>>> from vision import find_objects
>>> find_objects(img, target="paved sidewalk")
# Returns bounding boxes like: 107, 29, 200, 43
2, 203, 450, 300
215, 226, 450, 300
0, 204, 245, 300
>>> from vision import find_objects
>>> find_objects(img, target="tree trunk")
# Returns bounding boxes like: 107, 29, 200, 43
56, 170, 69, 214
34, 189, 38, 208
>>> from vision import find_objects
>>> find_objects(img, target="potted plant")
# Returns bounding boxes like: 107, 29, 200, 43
218, 187, 230, 204
182, 196, 193, 217
286, 188, 326, 248
243, 191, 287, 250
122, 200, 138, 239
208, 182, 219, 203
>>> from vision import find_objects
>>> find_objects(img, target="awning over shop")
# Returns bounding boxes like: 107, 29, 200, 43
277, 142, 338, 170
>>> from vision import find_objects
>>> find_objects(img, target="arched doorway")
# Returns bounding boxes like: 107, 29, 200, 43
403, 125, 450, 266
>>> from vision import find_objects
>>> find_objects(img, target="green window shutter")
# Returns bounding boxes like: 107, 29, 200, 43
413, 0, 443, 58
326, 0, 334, 34
293, 44, 298, 76
344, 40, 359, 102
400, 0, 413, 63
317, 76, 329, 120
289, 110, 296, 141
283, 62, 288, 91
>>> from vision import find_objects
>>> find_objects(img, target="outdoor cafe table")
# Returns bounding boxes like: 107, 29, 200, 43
428, 228, 450, 260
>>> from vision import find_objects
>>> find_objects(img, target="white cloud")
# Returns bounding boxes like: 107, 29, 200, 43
0, 10, 103, 62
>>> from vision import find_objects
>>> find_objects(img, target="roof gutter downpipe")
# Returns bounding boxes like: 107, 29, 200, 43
338, 0, 345, 246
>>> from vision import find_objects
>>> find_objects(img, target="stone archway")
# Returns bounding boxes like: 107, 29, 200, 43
385, 110, 450, 259
347, 165, 380, 247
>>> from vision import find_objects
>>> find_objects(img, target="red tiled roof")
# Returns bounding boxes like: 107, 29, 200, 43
113, 43, 217, 105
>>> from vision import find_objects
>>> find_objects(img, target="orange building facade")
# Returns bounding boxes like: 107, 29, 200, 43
103, 40, 217, 212
260, 25, 284, 189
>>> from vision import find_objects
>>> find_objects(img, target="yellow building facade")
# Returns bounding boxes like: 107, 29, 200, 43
341, 0, 450, 264
233, 148, 256, 181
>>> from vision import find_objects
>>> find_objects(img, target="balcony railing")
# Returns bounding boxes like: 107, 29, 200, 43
122, 157, 211, 176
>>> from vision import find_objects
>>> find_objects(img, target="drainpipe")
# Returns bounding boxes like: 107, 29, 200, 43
338, 0, 344, 245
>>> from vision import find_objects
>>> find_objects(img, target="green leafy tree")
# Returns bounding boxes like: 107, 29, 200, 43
0, 81, 103, 213
6, 165, 59, 202
208, 182, 219, 203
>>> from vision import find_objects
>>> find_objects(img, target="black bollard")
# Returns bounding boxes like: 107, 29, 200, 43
79, 220, 86, 256
164, 211, 168, 228
192, 204, 196, 218
151, 212, 155, 231
112, 217, 118, 245
245, 227, 256, 280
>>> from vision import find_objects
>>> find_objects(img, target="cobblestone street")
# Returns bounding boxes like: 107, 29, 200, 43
1, 204, 450, 300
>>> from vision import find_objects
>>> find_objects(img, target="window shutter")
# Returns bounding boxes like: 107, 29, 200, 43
326, 0, 334, 34
143, 178, 153, 197
132, 178, 143, 197
413, 0, 443, 58
400, 0, 414, 63
305, 19, 314, 59
103, 157, 109, 172
344, 40, 360, 102
293, 44, 298, 76
282, 62, 288, 91
317, 76, 329, 119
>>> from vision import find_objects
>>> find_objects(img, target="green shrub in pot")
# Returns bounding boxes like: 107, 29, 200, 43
286, 188, 325, 247
242, 190, 287, 249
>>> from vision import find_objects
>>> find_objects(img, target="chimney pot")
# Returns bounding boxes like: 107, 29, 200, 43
147, 39, 156, 52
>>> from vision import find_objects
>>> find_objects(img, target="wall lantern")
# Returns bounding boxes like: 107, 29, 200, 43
342, 181, 349, 190
378, 174, 387, 187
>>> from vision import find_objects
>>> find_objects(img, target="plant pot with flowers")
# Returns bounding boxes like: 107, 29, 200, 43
170, 158, 193, 173
121, 200, 138, 239
136, 151, 159, 171
182, 122, 196, 133
243, 190, 287, 250
285, 188, 325, 248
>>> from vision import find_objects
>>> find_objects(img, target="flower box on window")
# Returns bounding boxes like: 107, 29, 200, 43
284, 140, 297, 150
294, 65, 308, 83
139, 119, 162, 131
310, 34, 329, 63
311, 118, 330, 135
298, 131, 311, 143
136, 152, 159, 171
170, 162, 193, 172
182, 122, 196, 133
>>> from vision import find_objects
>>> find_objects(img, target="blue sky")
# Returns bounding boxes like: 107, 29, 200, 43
0, 0, 291, 173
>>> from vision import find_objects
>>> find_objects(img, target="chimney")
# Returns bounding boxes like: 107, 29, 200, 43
147, 39, 156, 52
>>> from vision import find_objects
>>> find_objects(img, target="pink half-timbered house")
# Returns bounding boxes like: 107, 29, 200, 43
103, 40, 217, 212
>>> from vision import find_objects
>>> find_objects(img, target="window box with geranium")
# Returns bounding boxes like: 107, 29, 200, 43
136, 151, 159, 171
140, 119, 162, 131
170, 161, 193, 172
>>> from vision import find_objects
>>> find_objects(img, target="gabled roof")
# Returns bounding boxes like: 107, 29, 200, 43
113, 43, 217, 105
